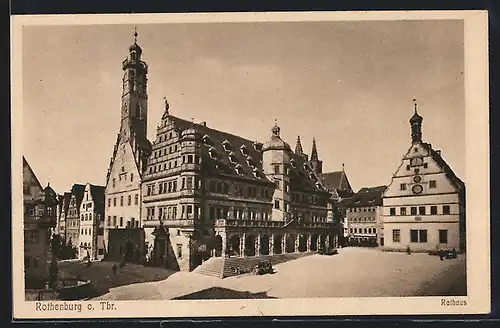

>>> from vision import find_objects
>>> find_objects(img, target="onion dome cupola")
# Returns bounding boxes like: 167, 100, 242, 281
262, 119, 292, 152
410, 98, 423, 143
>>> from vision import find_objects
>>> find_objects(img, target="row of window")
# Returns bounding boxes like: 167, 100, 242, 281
406, 163, 428, 170
106, 216, 140, 228
348, 217, 376, 223
152, 143, 179, 158
400, 180, 437, 190
392, 229, 448, 244
389, 205, 451, 216
80, 213, 93, 221
349, 227, 377, 234
107, 193, 139, 207
348, 207, 377, 213
80, 227, 92, 236
24, 230, 39, 243
25, 205, 54, 217
111, 170, 134, 187
148, 154, 200, 175
156, 130, 176, 144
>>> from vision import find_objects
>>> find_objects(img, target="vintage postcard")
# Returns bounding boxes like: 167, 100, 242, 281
11, 10, 490, 319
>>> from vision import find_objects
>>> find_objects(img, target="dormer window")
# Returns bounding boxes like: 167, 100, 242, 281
202, 134, 211, 145
222, 140, 232, 152
208, 146, 217, 159
246, 155, 254, 167
240, 144, 248, 156
235, 164, 243, 176
290, 159, 296, 168
253, 141, 263, 152
228, 151, 238, 164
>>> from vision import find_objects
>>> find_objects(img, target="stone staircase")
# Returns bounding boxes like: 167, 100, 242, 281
193, 251, 315, 279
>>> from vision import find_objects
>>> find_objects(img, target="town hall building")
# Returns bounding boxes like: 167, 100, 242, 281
104, 32, 339, 271
382, 103, 466, 252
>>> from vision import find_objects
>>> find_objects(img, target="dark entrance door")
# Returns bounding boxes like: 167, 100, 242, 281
124, 240, 134, 262
380, 237, 384, 246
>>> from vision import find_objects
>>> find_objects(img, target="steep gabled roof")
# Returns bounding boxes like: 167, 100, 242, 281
321, 170, 353, 193
289, 152, 329, 194
421, 143, 465, 191
152, 115, 270, 183
89, 184, 105, 214
71, 184, 86, 207
358, 185, 388, 194
22, 156, 43, 191
62, 192, 72, 215
343, 188, 385, 207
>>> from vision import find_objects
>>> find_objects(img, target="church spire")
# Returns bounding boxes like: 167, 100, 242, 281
310, 137, 318, 161
295, 135, 304, 155
310, 137, 323, 175
410, 98, 423, 143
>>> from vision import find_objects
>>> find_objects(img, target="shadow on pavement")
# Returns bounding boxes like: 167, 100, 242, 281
58, 261, 176, 299
172, 287, 278, 300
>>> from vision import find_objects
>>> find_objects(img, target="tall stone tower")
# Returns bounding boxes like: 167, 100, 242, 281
262, 120, 292, 221
104, 29, 152, 253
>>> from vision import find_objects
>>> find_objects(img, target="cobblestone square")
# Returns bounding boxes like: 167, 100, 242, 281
93, 247, 466, 300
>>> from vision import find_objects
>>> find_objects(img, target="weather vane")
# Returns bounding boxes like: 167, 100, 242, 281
413, 98, 418, 111
134, 26, 138, 43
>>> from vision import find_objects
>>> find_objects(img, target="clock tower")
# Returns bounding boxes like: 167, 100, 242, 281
120, 28, 149, 145
381, 100, 465, 252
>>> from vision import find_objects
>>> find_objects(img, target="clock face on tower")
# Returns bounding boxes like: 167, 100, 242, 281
412, 184, 423, 195
413, 176, 422, 183
411, 157, 423, 167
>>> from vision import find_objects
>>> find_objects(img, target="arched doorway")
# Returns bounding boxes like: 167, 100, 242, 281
229, 235, 240, 257
124, 240, 134, 262
260, 235, 270, 255
214, 235, 223, 257
285, 234, 295, 253
273, 235, 283, 254
245, 234, 256, 257
298, 234, 307, 252
310, 234, 319, 251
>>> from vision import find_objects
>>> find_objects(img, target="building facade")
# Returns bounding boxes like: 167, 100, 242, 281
103, 34, 338, 271
344, 186, 386, 246
104, 32, 152, 254
23, 157, 58, 289
78, 183, 105, 260
65, 184, 85, 254
141, 111, 336, 271
57, 192, 71, 244
382, 106, 466, 252
320, 166, 354, 246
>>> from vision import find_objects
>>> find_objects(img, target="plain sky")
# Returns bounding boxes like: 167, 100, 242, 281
22, 19, 465, 194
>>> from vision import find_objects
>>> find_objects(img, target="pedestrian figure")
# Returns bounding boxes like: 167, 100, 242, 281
112, 263, 117, 276
406, 246, 411, 255
451, 248, 457, 259
439, 250, 444, 261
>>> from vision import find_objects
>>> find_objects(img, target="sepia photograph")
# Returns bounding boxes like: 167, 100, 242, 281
11, 11, 489, 318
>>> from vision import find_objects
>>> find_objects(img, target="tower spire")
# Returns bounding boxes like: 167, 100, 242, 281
134, 26, 138, 43
271, 119, 280, 138
295, 135, 304, 155
409, 98, 423, 143
309, 137, 323, 175
310, 137, 318, 161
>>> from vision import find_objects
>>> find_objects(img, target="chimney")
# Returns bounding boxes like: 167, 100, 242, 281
436, 150, 441, 156
201, 121, 207, 127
